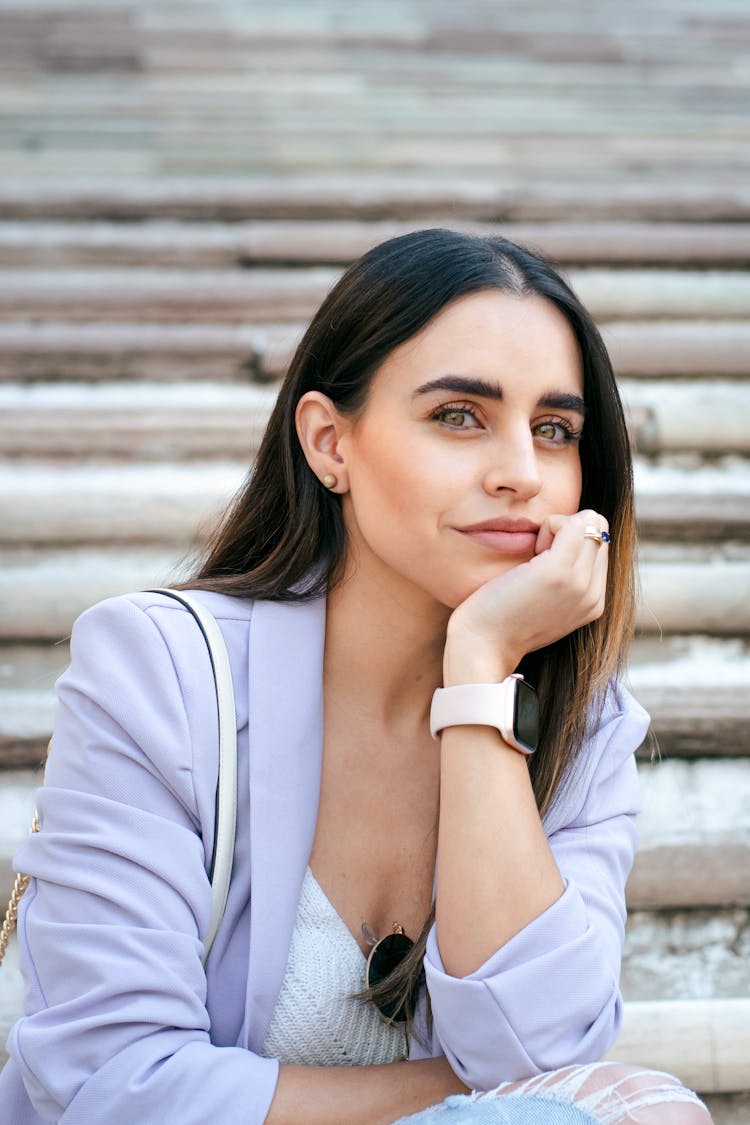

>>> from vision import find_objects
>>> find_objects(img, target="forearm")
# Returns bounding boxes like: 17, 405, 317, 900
435, 724, 564, 978
266, 1057, 467, 1125
435, 630, 564, 979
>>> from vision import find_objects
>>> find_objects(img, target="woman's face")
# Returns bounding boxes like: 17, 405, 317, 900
337, 289, 585, 610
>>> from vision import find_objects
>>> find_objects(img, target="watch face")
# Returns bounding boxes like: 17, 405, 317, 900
514, 679, 539, 753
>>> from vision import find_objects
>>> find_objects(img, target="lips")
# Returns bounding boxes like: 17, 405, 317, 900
456, 518, 540, 555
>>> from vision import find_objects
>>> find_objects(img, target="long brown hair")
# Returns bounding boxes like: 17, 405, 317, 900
186, 229, 637, 1027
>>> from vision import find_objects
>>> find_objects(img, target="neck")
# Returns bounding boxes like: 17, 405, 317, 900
324, 560, 449, 731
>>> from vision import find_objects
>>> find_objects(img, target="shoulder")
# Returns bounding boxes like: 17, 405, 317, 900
69, 588, 254, 665
74, 587, 254, 635
543, 680, 650, 833
53, 591, 254, 796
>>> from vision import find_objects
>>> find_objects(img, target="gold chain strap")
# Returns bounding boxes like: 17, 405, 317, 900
0, 814, 40, 967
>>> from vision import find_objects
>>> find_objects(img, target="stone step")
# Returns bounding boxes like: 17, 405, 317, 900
6, 147, 749, 185
637, 547, 750, 636
1, 266, 749, 323
2, 455, 750, 546
625, 382, 750, 456
622, 907, 750, 1003
0, 461, 242, 544
0, 546, 749, 641
1, 320, 749, 383
0, 321, 274, 382
0, 383, 278, 462
2, 176, 750, 223
606, 999, 750, 1096
627, 635, 750, 758
2, 0, 747, 50
633, 461, 750, 541
2, 634, 747, 767
2, 378, 750, 462
629, 759, 750, 910
2, 220, 750, 268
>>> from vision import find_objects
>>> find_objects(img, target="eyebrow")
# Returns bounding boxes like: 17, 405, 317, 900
413, 375, 587, 415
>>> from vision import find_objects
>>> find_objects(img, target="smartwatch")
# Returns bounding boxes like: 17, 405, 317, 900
430, 674, 539, 755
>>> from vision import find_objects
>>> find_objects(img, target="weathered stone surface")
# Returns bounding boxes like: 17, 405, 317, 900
637, 557, 750, 635
702, 1094, 750, 1125
0, 462, 243, 544
634, 459, 750, 542
2, 176, 750, 222
2, 320, 749, 382
0, 547, 186, 640
628, 759, 750, 909
625, 381, 750, 455
1, 266, 749, 323
606, 998, 750, 1094
0, 383, 276, 461
0, 322, 265, 382
0, 267, 341, 323
623, 909, 750, 1002
602, 321, 750, 377
0, 769, 39, 901
2, 219, 750, 268
629, 636, 750, 758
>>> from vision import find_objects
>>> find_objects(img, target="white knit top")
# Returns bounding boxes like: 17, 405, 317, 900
260, 867, 408, 1066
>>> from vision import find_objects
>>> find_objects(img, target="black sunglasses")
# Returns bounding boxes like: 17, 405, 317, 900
364, 923, 420, 1023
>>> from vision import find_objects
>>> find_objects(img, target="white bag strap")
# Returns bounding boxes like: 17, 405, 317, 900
150, 590, 238, 964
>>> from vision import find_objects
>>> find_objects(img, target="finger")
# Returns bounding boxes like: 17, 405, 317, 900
577, 512, 611, 620
578, 509, 610, 542
536, 511, 604, 566
577, 509, 609, 527
534, 513, 571, 555
535, 510, 610, 555
536, 512, 610, 612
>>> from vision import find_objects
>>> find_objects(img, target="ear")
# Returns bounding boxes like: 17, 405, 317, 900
295, 391, 351, 493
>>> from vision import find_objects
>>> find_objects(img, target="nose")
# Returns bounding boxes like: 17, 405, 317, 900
482, 424, 543, 500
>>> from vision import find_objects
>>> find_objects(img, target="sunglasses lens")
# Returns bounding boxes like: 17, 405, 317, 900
366, 932, 414, 1022
367, 932, 412, 987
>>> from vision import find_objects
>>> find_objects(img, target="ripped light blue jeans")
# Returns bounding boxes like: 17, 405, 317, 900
394, 1061, 711, 1125
397, 1092, 597, 1124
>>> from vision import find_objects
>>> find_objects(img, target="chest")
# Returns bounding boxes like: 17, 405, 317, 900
308, 720, 440, 957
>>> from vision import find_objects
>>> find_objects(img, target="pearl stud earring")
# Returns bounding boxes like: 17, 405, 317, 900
322, 474, 338, 489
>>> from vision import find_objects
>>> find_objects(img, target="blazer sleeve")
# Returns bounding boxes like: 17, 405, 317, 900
421, 684, 650, 1090
7, 595, 279, 1124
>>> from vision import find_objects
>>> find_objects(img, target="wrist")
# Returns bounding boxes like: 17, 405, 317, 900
442, 640, 517, 687
431, 677, 539, 755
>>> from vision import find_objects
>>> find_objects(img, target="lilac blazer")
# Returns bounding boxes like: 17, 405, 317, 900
0, 590, 650, 1124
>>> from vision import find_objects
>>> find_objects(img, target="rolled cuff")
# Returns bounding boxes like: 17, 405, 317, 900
424, 882, 622, 1089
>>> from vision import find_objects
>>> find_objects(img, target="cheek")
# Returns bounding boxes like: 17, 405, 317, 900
549, 454, 583, 513
346, 427, 439, 517
567, 467, 583, 510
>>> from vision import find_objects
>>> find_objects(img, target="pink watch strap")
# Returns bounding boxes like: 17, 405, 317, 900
430, 675, 531, 754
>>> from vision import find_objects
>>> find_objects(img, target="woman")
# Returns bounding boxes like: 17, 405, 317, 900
1, 230, 711, 1123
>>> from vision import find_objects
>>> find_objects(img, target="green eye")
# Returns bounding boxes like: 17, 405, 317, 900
534, 419, 580, 444
430, 402, 480, 429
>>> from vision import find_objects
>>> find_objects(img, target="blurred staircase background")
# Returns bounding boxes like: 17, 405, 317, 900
0, 2, 749, 1120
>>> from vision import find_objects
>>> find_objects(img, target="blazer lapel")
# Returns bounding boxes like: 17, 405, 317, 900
241, 594, 326, 1051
